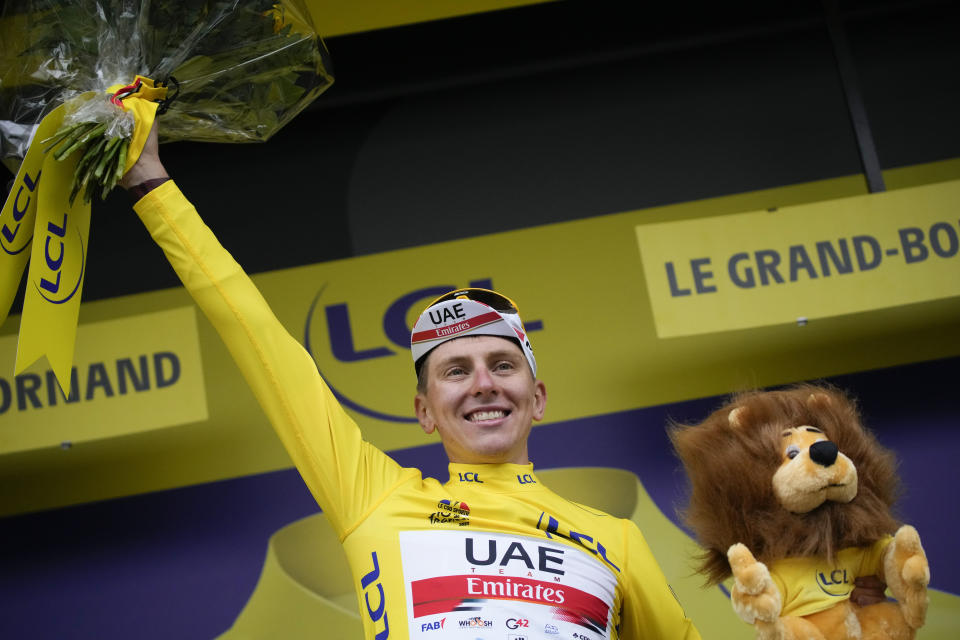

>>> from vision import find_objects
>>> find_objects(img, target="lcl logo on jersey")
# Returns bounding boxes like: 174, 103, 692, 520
537, 512, 620, 573
816, 568, 852, 597
360, 551, 390, 639
303, 278, 543, 424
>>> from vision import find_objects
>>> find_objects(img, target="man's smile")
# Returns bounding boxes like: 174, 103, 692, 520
466, 409, 510, 423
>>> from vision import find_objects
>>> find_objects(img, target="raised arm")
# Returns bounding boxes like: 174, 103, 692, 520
122, 124, 409, 535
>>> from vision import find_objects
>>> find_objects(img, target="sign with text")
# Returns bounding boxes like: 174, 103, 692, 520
635, 180, 960, 338
0, 307, 207, 453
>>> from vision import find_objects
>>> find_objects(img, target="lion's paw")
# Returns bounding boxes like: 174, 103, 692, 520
885, 525, 929, 629
728, 543, 782, 624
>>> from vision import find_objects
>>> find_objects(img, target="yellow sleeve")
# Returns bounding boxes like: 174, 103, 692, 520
863, 535, 894, 574
770, 567, 789, 609
619, 519, 701, 640
134, 180, 409, 536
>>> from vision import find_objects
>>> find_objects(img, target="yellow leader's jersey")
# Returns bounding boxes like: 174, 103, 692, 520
134, 181, 700, 640
769, 536, 892, 618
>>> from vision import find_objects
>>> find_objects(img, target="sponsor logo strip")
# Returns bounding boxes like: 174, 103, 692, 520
410, 574, 608, 627
410, 310, 502, 344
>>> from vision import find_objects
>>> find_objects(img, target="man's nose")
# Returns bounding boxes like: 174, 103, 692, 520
471, 367, 496, 394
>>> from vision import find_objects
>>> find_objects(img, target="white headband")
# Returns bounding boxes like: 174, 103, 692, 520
410, 297, 537, 377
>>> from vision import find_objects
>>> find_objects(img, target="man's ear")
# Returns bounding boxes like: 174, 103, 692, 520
415, 393, 436, 435
532, 380, 547, 422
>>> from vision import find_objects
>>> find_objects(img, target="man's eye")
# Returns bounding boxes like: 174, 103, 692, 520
786, 445, 800, 459
495, 361, 514, 370
446, 367, 466, 376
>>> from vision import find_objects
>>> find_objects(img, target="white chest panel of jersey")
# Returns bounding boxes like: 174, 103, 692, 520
400, 530, 617, 639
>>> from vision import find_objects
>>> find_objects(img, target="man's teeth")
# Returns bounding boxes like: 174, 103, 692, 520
469, 410, 505, 422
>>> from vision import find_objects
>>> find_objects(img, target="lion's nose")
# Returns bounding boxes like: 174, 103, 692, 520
809, 441, 839, 467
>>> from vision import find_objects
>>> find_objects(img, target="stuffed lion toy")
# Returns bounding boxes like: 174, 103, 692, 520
670, 384, 929, 640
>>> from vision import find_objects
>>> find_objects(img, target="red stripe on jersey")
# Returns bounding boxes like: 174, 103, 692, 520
410, 574, 608, 629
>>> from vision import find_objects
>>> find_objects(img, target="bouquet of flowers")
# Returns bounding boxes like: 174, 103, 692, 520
1, 0, 333, 192
0, 0, 332, 388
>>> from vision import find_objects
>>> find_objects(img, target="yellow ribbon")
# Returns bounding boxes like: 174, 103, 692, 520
16, 144, 91, 385
1, 77, 167, 389
0, 101, 70, 331
106, 76, 167, 173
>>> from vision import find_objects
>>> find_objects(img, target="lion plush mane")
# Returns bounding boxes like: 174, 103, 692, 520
670, 384, 901, 586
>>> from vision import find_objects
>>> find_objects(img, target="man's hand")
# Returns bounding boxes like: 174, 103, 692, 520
119, 119, 168, 190
850, 575, 888, 607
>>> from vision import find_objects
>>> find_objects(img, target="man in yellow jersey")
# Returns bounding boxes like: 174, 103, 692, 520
121, 123, 701, 639
121, 122, 895, 639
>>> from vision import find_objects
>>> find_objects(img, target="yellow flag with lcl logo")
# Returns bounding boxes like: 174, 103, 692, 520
1, 85, 160, 391
15, 146, 91, 387
0, 102, 69, 326
0, 97, 95, 390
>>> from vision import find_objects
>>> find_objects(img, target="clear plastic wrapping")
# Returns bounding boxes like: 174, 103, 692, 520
0, 0, 333, 174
